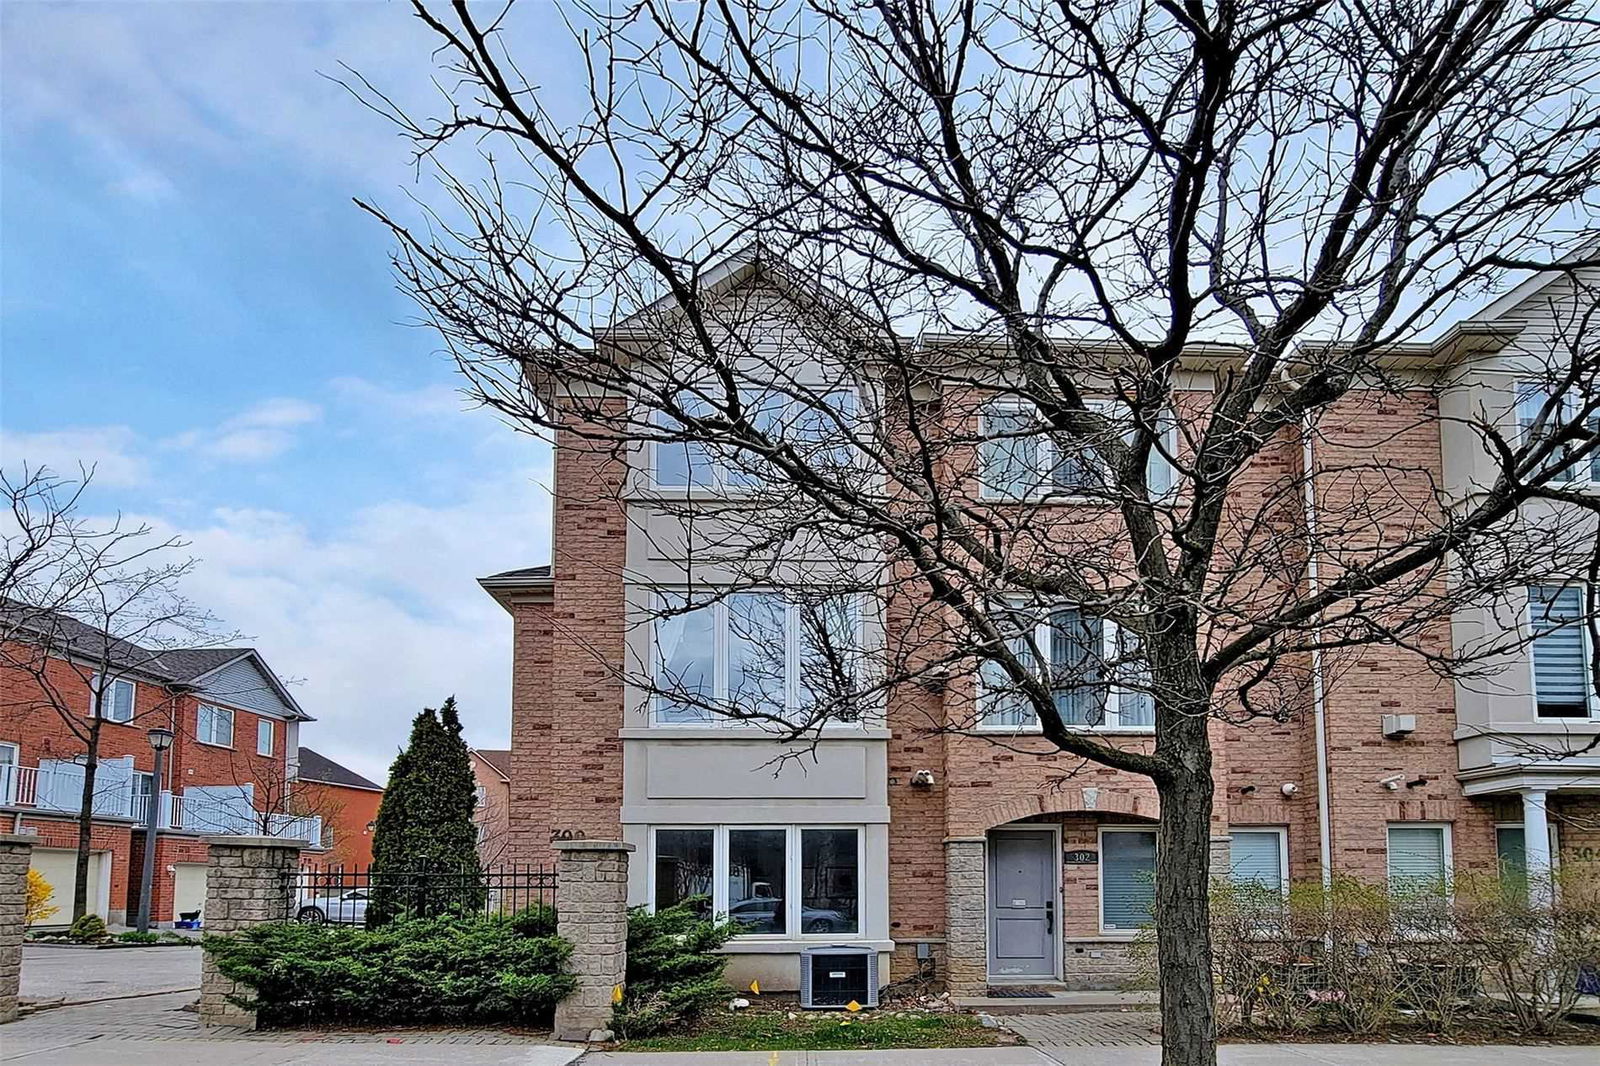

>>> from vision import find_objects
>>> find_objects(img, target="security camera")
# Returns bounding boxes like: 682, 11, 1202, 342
910, 769, 937, 788
1280, 782, 1299, 797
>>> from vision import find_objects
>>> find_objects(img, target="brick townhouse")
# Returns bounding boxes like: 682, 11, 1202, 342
1, 606, 322, 926
294, 747, 384, 869
480, 256, 1600, 993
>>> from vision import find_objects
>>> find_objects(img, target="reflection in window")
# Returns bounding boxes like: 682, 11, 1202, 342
654, 594, 716, 723
801, 829, 859, 934
654, 829, 714, 915
727, 829, 786, 934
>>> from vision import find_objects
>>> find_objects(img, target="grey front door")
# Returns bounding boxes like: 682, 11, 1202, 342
987, 830, 1056, 979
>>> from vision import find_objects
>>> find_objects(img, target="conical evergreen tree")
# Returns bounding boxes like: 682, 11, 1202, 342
367, 698, 485, 925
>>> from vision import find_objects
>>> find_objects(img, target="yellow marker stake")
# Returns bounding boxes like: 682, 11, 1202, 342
749, 978, 761, 996
611, 984, 624, 1005
845, 1000, 862, 1012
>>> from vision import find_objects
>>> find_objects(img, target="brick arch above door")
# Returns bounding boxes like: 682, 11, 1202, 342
961, 787, 1161, 835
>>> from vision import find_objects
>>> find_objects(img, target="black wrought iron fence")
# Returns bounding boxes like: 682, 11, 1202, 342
286, 863, 556, 926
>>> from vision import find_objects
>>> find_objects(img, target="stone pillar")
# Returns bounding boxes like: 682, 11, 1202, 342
198, 836, 304, 1030
552, 840, 632, 1042
945, 837, 987, 996
0, 834, 36, 1025
1209, 835, 1232, 876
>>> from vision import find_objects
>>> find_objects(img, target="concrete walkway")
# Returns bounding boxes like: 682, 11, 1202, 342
582, 1050, 1600, 1065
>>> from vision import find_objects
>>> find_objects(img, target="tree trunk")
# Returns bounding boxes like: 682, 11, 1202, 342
72, 729, 100, 923
1154, 706, 1218, 1066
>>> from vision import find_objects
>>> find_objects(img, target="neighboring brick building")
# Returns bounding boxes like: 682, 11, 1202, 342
294, 747, 384, 869
481, 256, 1600, 992
1, 605, 322, 926
469, 748, 512, 865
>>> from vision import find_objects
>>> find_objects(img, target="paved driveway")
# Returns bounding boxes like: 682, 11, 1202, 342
20, 944, 201, 1003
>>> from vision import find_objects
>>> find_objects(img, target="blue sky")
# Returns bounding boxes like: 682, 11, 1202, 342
2, 1, 559, 780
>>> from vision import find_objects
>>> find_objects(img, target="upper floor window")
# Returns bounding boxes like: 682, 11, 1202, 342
977, 603, 1154, 732
197, 704, 234, 748
91, 676, 136, 723
1529, 585, 1596, 718
1518, 384, 1600, 485
652, 590, 862, 725
979, 400, 1176, 501
652, 388, 858, 490
256, 718, 274, 757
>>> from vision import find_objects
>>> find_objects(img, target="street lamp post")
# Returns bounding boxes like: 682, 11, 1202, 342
136, 726, 175, 934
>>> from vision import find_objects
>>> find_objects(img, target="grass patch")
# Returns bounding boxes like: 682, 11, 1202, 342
613, 1009, 1014, 1052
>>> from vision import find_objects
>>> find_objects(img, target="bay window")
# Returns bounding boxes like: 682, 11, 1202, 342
1100, 827, 1157, 934
978, 603, 1154, 731
651, 591, 862, 725
1519, 384, 1600, 485
649, 825, 862, 937
653, 388, 859, 490
1529, 585, 1595, 718
979, 400, 1176, 500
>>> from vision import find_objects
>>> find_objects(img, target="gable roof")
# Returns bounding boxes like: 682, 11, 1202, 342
296, 746, 383, 791
472, 748, 511, 781
0, 601, 312, 720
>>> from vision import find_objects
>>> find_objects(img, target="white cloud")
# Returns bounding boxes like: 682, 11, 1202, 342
0, 426, 150, 487
136, 453, 553, 783
165, 397, 322, 463
329, 376, 471, 420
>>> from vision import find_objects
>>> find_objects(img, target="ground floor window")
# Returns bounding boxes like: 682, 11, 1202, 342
649, 824, 862, 936
1228, 827, 1289, 896
1496, 822, 1560, 895
1387, 824, 1451, 893
1099, 827, 1157, 934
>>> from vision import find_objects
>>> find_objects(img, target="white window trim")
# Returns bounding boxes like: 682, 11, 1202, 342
197, 703, 235, 749
1385, 822, 1454, 896
1098, 825, 1158, 939
974, 603, 1154, 735
649, 590, 865, 728
1517, 382, 1600, 488
256, 718, 274, 757
90, 675, 137, 724
1228, 826, 1290, 896
1525, 583, 1599, 720
646, 824, 864, 941
0, 741, 19, 764
978, 399, 1178, 503
649, 388, 862, 493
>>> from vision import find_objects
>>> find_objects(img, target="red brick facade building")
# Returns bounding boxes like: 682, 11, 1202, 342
295, 747, 384, 870
1, 609, 320, 925
482, 260, 1600, 992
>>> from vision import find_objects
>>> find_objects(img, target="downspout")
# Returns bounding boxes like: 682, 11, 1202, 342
1301, 416, 1335, 891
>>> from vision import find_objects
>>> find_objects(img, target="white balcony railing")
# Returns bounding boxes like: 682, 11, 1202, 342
2, 762, 321, 844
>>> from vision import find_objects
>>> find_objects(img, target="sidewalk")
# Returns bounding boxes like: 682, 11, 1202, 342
582, 1049, 1600, 1065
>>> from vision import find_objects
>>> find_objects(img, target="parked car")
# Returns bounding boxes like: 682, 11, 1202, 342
295, 888, 368, 924
728, 896, 852, 934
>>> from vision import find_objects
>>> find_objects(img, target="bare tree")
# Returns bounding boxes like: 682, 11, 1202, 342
353, 2, 1600, 1062
1, 467, 232, 921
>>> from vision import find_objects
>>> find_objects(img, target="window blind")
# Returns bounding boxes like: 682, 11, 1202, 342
1229, 831, 1284, 892
1387, 826, 1447, 888
1101, 830, 1157, 931
1530, 586, 1590, 716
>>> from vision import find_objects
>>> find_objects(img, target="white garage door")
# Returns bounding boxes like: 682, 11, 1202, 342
172, 863, 208, 922
29, 847, 108, 926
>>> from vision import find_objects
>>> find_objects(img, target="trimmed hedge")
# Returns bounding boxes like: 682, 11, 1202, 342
203, 913, 575, 1027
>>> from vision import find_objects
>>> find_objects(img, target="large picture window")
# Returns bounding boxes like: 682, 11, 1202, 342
648, 825, 862, 938
1529, 585, 1595, 718
1100, 828, 1157, 934
651, 591, 862, 725
653, 388, 859, 490
979, 400, 1176, 500
978, 603, 1154, 731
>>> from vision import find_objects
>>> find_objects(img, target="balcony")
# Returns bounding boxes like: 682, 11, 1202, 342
0, 760, 322, 844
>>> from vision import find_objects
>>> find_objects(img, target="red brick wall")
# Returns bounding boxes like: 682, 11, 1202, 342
296, 781, 383, 868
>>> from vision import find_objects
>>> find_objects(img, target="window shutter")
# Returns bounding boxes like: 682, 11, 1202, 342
1530, 586, 1589, 716
1387, 826, 1446, 887
1229, 831, 1283, 892
1101, 830, 1157, 931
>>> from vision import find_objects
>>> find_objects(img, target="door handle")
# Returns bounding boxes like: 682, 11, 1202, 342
1045, 900, 1054, 935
